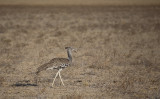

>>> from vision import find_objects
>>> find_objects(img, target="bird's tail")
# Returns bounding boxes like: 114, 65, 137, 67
35, 63, 48, 75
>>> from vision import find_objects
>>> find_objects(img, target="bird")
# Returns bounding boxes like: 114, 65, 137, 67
36, 47, 76, 87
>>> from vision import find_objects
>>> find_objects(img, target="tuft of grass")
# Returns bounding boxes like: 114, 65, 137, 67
0, 76, 5, 86
61, 94, 82, 99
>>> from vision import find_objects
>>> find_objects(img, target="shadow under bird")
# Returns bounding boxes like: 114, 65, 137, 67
36, 47, 76, 87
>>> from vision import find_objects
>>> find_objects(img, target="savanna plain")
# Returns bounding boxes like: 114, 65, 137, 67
0, 6, 160, 99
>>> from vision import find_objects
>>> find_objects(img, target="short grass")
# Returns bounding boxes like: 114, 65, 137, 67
0, 6, 160, 99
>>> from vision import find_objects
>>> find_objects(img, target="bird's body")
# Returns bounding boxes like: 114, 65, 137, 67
36, 47, 75, 87
36, 58, 70, 74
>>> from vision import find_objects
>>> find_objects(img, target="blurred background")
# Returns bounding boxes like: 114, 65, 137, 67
0, 0, 160, 6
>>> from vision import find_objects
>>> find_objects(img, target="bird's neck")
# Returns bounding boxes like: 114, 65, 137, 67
67, 49, 72, 62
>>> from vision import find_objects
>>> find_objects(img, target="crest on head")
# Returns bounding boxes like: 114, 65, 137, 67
65, 47, 71, 49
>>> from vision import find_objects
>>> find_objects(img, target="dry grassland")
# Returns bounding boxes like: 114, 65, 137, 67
0, 0, 160, 6
0, 6, 160, 99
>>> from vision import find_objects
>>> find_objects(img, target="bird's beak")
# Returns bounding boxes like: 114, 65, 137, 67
72, 48, 77, 53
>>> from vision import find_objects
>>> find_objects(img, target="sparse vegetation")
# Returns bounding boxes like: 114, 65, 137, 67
0, 5, 160, 99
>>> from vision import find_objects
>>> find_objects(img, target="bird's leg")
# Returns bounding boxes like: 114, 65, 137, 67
58, 69, 65, 86
52, 70, 60, 87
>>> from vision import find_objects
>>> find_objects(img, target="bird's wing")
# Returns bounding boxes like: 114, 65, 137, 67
36, 58, 69, 74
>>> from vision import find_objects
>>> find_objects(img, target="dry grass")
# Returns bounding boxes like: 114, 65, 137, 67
0, 5, 160, 99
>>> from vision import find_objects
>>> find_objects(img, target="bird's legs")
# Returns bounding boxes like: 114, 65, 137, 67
51, 68, 64, 87
52, 69, 60, 87
58, 69, 64, 86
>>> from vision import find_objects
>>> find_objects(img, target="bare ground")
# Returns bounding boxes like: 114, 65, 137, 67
0, 6, 160, 99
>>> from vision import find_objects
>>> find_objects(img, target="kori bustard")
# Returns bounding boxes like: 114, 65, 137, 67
36, 47, 76, 87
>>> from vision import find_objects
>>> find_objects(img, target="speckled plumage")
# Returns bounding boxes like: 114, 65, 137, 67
36, 47, 74, 75
36, 58, 70, 74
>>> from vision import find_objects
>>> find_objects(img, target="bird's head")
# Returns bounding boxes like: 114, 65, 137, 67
65, 47, 77, 52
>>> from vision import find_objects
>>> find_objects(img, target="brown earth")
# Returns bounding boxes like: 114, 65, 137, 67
0, 6, 160, 99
